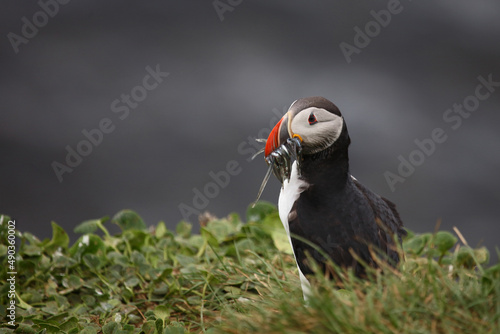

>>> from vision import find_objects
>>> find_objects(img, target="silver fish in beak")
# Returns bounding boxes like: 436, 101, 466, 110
252, 111, 303, 207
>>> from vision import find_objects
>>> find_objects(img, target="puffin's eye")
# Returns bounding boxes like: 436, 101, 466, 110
308, 112, 318, 125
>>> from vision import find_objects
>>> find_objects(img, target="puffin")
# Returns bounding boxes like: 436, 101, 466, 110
254, 96, 406, 299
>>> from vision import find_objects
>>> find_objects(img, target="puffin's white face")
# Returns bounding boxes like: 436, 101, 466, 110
288, 107, 344, 155
264, 97, 346, 158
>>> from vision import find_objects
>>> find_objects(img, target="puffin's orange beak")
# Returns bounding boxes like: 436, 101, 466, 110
265, 117, 283, 157
265, 114, 289, 157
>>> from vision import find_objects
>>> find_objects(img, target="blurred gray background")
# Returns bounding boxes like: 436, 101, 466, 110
1, 1, 499, 259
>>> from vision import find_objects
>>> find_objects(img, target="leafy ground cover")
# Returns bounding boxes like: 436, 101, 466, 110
0, 202, 499, 333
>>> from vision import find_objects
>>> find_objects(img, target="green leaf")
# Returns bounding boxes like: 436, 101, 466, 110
59, 317, 79, 332
52, 252, 78, 268
44, 222, 69, 254
175, 254, 196, 267
482, 262, 500, 291
176, 221, 192, 238
108, 251, 129, 267
13, 324, 37, 334
112, 210, 146, 231
21, 232, 41, 246
82, 295, 96, 306
246, 201, 277, 222
80, 327, 99, 334
83, 253, 102, 269
131, 250, 147, 266
258, 212, 282, 236
456, 246, 475, 268
164, 321, 186, 334
74, 217, 109, 234
156, 221, 168, 238
125, 276, 141, 288
403, 233, 431, 255
66, 275, 83, 289
226, 238, 255, 257
16, 291, 34, 310
45, 312, 71, 324
40, 301, 59, 315
204, 219, 237, 243
0, 244, 7, 256
21, 244, 42, 256
227, 212, 242, 227
200, 228, 219, 247
34, 319, 60, 331
69, 234, 106, 258
155, 305, 171, 330
474, 247, 490, 264
187, 235, 204, 250
102, 321, 120, 334
164, 325, 186, 334
18, 260, 36, 279
123, 230, 148, 250
154, 305, 171, 321
433, 231, 458, 254
140, 320, 157, 334
224, 286, 242, 297
153, 282, 169, 295
271, 229, 293, 254
155, 318, 163, 334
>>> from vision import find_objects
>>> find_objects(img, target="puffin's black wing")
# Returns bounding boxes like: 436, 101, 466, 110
351, 178, 406, 262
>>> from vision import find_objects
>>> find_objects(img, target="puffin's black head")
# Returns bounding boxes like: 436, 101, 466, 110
252, 97, 350, 205
265, 96, 350, 158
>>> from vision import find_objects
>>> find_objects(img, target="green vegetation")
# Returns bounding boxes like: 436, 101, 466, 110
0, 202, 499, 333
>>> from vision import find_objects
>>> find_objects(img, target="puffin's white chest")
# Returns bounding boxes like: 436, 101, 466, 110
277, 161, 311, 299
278, 162, 307, 233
